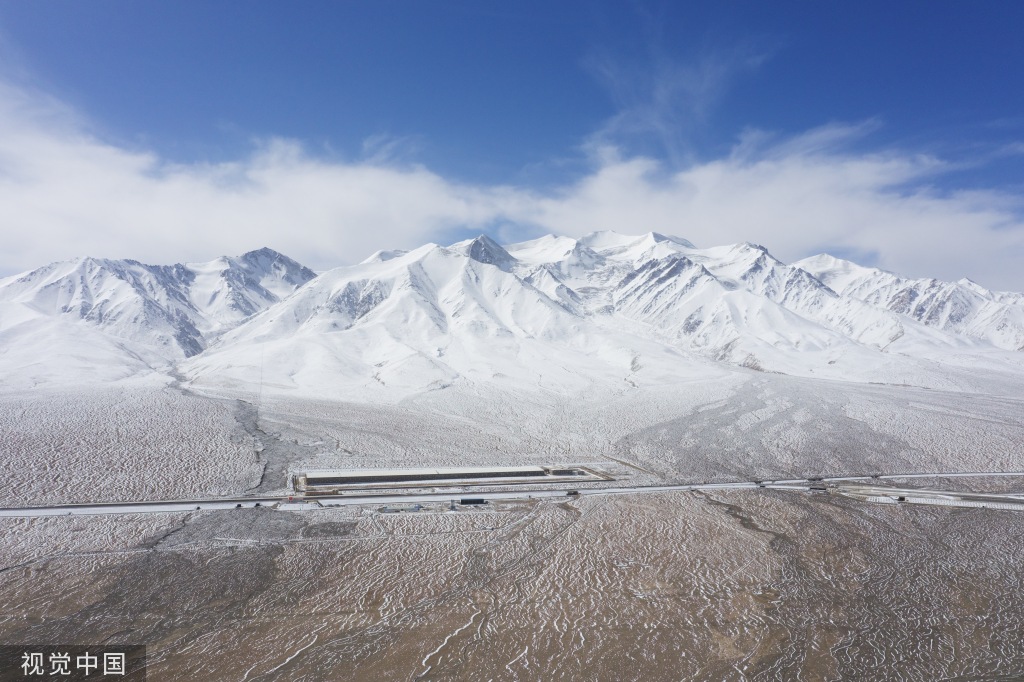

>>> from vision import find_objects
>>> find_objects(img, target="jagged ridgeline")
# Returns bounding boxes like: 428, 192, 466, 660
0, 233, 1021, 392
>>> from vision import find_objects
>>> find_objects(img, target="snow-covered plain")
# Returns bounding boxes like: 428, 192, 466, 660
0, 381, 262, 506
3, 492, 1024, 681
4, 366, 1020, 509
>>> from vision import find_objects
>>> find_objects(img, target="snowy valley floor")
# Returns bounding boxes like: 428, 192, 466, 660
3, 368, 1023, 506
2, 369, 1024, 680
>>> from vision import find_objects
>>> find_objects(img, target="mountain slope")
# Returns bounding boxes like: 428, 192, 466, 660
0, 248, 315, 387
507, 233, 935, 356
184, 237, 645, 397
795, 254, 1024, 351
183, 232, 1023, 400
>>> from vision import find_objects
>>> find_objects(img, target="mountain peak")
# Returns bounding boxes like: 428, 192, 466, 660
649, 232, 696, 248
451, 234, 517, 271
578, 230, 696, 250
239, 246, 296, 269
235, 245, 288, 266
241, 246, 283, 260
794, 253, 898, 284
361, 249, 409, 265
796, 253, 841, 267
957, 277, 990, 295
235, 247, 317, 284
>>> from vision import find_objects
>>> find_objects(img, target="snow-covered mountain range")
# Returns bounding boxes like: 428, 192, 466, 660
0, 248, 314, 384
1, 233, 1021, 394
795, 253, 1024, 351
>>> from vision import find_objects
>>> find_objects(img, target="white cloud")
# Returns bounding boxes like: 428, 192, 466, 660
528, 127, 1024, 289
1, 82, 1023, 291
0, 85, 526, 273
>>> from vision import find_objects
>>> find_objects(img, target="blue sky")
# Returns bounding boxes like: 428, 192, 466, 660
1, 1, 1023, 289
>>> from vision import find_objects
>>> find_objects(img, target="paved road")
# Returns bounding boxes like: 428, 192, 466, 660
2, 471, 1024, 518
835, 483, 1024, 511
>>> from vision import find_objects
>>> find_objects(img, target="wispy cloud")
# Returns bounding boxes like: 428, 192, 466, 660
584, 40, 770, 165
1, 81, 1023, 291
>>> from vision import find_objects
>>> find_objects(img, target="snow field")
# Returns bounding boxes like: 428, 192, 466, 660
3, 492, 1024, 680
0, 385, 262, 505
